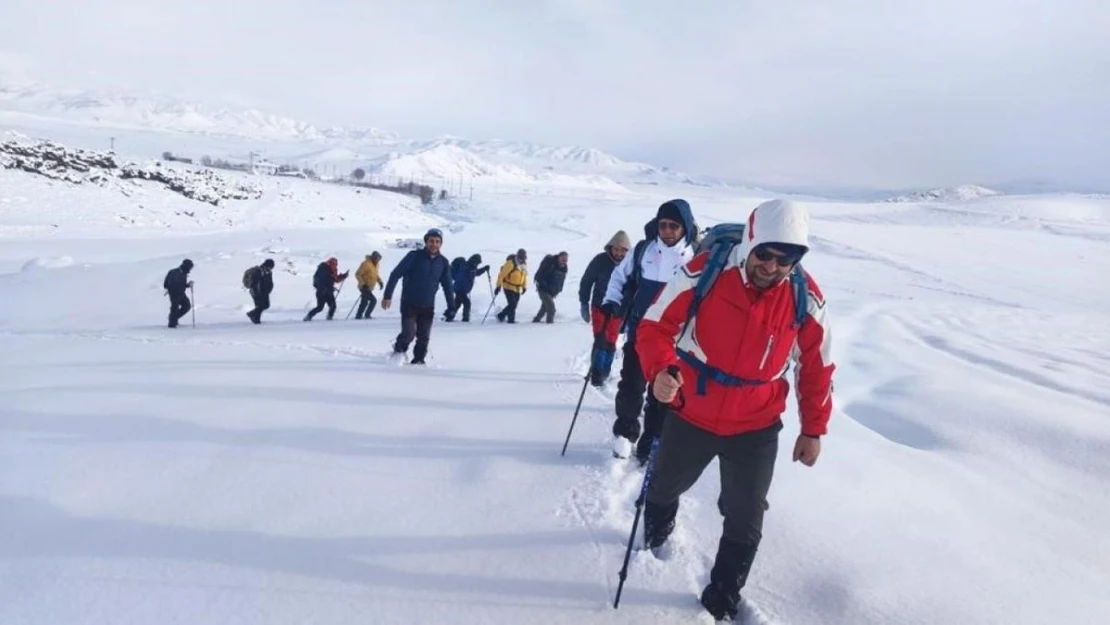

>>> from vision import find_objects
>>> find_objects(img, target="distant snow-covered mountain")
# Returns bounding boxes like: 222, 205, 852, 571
367, 144, 627, 191
412, 137, 645, 169
0, 82, 398, 144
0, 75, 712, 188
886, 184, 1002, 203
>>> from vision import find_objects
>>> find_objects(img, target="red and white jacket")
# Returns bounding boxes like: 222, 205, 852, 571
635, 200, 835, 437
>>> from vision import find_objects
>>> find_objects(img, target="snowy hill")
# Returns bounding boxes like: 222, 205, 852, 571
885, 184, 1001, 202
1, 132, 262, 206
417, 137, 644, 169
0, 133, 436, 238
367, 144, 629, 192
0, 75, 714, 189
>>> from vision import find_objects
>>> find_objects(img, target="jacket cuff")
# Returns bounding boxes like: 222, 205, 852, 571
800, 422, 826, 437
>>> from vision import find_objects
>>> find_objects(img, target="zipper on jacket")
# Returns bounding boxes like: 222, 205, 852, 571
759, 335, 775, 370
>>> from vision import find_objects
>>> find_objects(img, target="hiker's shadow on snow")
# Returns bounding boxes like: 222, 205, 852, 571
0, 495, 681, 610
1, 410, 604, 468
27, 382, 571, 416
48, 359, 573, 386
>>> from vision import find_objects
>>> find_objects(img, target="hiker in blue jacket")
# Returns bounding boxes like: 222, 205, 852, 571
382, 228, 455, 365
443, 254, 490, 322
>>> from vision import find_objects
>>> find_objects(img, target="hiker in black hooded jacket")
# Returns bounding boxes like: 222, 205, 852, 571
246, 259, 275, 324
164, 258, 194, 328
532, 252, 568, 323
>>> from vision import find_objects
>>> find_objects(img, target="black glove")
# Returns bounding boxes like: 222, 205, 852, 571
600, 301, 620, 317
340, 271, 349, 280
494, 287, 501, 296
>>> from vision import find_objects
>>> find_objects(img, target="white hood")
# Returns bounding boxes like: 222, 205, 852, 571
737, 199, 811, 260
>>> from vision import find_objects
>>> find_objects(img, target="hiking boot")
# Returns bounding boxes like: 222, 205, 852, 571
699, 581, 740, 621
643, 500, 677, 550
700, 536, 759, 620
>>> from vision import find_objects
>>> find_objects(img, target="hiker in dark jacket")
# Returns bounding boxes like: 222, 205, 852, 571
444, 254, 490, 322
163, 258, 194, 328
382, 228, 455, 364
246, 258, 275, 324
578, 231, 631, 385
304, 257, 349, 321
532, 251, 569, 323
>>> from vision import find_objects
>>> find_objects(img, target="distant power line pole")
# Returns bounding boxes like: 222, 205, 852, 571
109, 137, 115, 152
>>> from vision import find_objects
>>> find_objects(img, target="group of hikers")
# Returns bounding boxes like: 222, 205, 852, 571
160, 197, 835, 622
162, 229, 577, 360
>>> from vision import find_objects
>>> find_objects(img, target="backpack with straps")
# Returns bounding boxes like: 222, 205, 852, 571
678, 223, 809, 396
242, 266, 260, 290
450, 257, 467, 281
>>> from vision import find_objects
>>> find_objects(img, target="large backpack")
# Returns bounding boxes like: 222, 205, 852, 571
678, 223, 809, 396
242, 266, 260, 290
450, 257, 467, 282
163, 269, 173, 291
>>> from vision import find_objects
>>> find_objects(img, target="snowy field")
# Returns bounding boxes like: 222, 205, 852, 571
2, 154, 1109, 625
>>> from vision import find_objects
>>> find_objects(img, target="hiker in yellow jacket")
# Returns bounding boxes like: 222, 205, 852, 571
494, 248, 528, 323
354, 251, 384, 319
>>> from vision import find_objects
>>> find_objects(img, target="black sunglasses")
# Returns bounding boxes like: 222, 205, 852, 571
752, 245, 801, 267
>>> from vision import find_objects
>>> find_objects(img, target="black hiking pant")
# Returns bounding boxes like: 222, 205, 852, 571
644, 413, 781, 593
445, 292, 471, 322
612, 336, 664, 460
497, 290, 520, 323
394, 304, 435, 361
356, 286, 378, 319
306, 288, 336, 320
533, 292, 557, 323
168, 291, 191, 327
248, 292, 270, 323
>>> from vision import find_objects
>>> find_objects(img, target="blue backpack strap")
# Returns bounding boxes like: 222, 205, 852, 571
789, 265, 808, 329
687, 240, 732, 320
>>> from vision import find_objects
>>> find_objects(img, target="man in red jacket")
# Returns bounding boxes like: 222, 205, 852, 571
635, 199, 835, 621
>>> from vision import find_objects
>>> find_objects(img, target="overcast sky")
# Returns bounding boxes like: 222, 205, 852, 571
1, 0, 1108, 191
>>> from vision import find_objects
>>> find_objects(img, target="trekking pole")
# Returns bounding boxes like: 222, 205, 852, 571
189, 285, 196, 329
561, 368, 592, 456
345, 296, 359, 320
561, 314, 611, 456
481, 293, 498, 325
613, 365, 678, 609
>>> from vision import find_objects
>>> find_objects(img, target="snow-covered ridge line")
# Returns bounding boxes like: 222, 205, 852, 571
1, 133, 261, 205
885, 184, 1001, 203
0, 82, 399, 144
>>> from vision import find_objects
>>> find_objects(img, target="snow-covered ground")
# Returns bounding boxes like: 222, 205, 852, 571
1, 136, 1109, 625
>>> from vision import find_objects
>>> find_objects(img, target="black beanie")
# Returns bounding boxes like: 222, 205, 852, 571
656, 201, 684, 226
